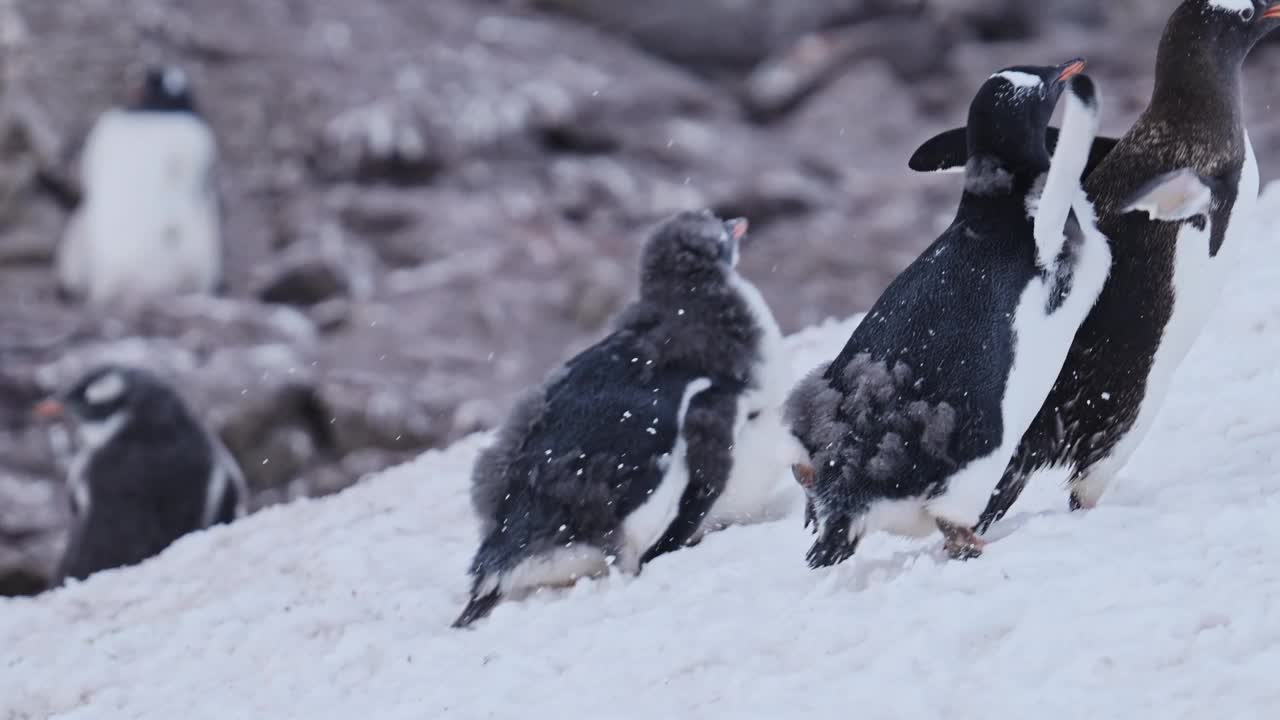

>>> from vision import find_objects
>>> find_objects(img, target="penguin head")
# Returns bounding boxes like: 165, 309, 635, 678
132, 65, 197, 113
638, 209, 750, 297
963, 58, 1088, 183
1167, 2, 1280, 63
33, 365, 182, 445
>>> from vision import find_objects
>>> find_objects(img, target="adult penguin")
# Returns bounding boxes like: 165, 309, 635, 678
54, 65, 224, 309
910, 0, 1280, 528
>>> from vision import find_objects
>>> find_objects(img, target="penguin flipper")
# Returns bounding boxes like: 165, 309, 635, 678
452, 589, 502, 629
640, 386, 738, 565
907, 127, 969, 173
1120, 167, 1215, 222
908, 127, 1120, 179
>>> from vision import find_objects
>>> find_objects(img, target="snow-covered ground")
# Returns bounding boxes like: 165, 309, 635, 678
6, 186, 1280, 719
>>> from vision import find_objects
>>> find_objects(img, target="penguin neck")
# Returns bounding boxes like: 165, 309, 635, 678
959, 154, 1043, 206
1148, 25, 1246, 126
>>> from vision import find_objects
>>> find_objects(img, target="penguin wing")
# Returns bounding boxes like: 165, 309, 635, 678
203, 433, 248, 526
470, 332, 695, 533
640, 383, 740, 564
1119, 167, 1217, 222
908, 126, 1120, 178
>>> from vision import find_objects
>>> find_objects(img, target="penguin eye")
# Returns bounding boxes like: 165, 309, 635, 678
1240, 7, 1255, 21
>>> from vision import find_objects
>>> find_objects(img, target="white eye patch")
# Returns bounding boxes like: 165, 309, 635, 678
992, 71, 1043, 90
162, 67, 188, 96
1207, 0, 1253, 12
84, 372, 127, 406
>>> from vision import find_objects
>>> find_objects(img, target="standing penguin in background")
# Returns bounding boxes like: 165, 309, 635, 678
455, 210, 784, 628
34, 365, 247, 584
911, 0, 1280, 529
786, 62, 1193, 568
54, 65, 224, 309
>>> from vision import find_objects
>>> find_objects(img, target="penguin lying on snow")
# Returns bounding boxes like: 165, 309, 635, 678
911, 0, 1280, 529
786, 62, 1202, 568
454, 210, 788, 628
34, 365, 247, 584
55, 65, 224, 309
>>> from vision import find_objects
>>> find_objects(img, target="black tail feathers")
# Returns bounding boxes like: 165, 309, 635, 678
452, 586, 502, 629
805, 514, 857, 569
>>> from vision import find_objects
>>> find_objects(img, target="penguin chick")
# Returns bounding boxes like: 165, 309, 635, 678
455, 210, 776, 628
785, 62, 1118, 567
56, 64, 225, 309
34, 364, 247, 584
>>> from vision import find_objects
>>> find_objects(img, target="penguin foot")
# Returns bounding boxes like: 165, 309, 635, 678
1068, 492, 1097, 511
936, 519, 985, 561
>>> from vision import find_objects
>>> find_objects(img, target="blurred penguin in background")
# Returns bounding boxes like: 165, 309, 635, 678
54, 64, 224, 309
34, 365, 247, 584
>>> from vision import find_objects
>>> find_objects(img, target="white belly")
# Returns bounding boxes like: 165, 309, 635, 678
929, 217, 1113, 525
699, 273, 801, 533
1089, 136, 1260, 481
63, 110, 222, 308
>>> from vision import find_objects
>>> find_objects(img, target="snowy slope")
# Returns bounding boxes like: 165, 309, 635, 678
5, 189, 1280, 720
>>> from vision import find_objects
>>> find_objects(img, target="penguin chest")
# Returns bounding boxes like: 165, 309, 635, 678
1003, 226, 1112, 436
75, 111, 221, 304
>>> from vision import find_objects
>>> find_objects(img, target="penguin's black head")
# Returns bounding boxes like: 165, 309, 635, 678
964, 58, 1087, 184
1179, 1, 1280, 52
132, 65, 197, 113
33, 365, 174, 428
638, 209, 749, 295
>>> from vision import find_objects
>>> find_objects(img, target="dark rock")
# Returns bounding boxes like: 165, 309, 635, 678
255, 256, 353, 308
535, 0, 893, 71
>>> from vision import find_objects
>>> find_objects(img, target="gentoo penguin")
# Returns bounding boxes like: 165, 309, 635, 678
33, 365, 247, 584
786, 61, 1141, 568
454, 210, 782, 627
912, 1, 1280, 530
55, 64, 224, 309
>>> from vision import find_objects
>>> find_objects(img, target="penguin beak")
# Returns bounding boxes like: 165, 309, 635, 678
1056, 58, 1086, 83
32, 398, 65, 421
725, 218, 749, 242
1263, 3, 1280, 20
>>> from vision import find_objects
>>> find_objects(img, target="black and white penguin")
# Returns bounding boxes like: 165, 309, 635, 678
454, 210, 785, 628
784, 62, 1174, 567
55, 64, 224, 308
911, 1, 1280, 530
33, 364, 247, 584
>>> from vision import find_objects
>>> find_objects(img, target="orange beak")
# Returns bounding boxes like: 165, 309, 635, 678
726, 218, 749, 242
1264, 4, 1280, 20
1057, 59, 1087, 83
32, 398, 65, 421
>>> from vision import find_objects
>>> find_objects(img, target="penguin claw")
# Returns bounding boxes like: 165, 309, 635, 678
936, 519, 986, 561
1069, 492, 1097, 511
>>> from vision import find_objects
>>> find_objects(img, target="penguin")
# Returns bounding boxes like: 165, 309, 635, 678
910, 1, 1280, 530
55, 64, 225, 309
454, 210, 782, 628
33, 364, 247, 584
783, 61, 1198, 568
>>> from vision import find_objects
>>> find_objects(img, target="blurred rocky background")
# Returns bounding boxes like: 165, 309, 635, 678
3, 0, 1280, 594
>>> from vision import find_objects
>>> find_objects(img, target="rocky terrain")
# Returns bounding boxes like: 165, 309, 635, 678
3, 0, 1280, 594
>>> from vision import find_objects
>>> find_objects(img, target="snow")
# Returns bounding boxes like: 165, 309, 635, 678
6, 186, 1280, 719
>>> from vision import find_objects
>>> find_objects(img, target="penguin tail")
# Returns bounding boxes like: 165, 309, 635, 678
452, 586, 502, 629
